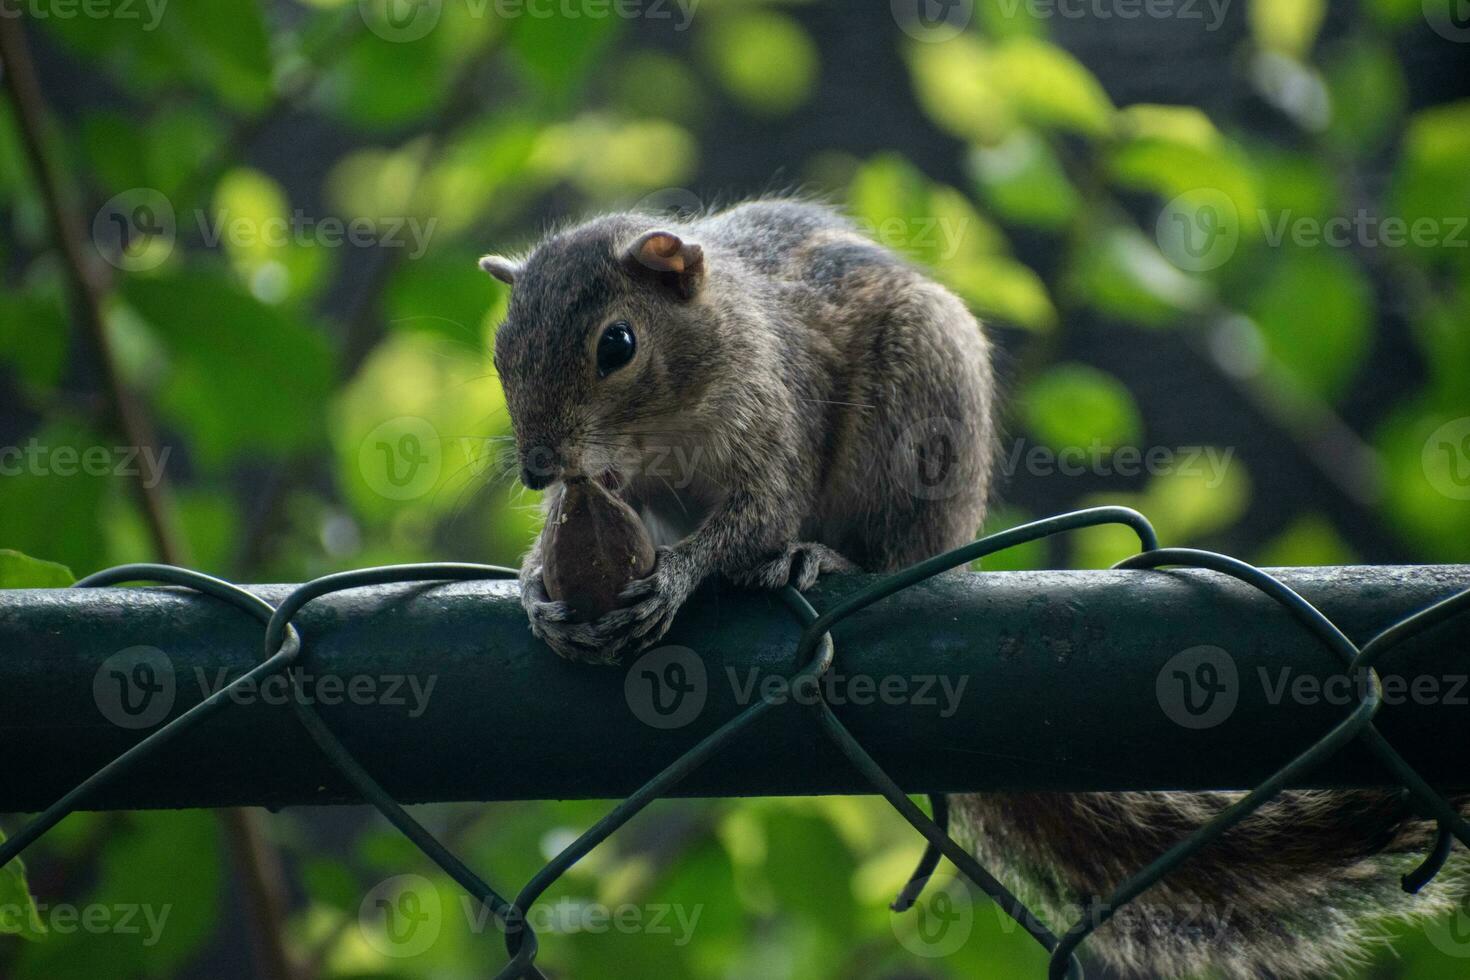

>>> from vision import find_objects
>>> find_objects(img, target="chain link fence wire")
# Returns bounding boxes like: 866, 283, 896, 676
2, 504, 1468, 978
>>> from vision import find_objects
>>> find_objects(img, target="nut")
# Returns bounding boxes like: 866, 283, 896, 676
542, 477, 655, 622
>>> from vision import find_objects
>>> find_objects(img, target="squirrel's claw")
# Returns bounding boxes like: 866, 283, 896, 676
731, 541, 856, 592
523, 548, 690, 664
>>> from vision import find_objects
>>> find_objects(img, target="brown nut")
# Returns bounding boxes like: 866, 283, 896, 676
542, 477, 655, 622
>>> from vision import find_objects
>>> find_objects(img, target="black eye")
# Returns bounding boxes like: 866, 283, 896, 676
596, 321, 636, 377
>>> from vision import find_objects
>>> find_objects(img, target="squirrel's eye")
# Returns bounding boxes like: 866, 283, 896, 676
596, 321, 636, 377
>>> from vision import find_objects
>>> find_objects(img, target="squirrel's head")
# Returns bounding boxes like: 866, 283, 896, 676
482, 216, 714, 492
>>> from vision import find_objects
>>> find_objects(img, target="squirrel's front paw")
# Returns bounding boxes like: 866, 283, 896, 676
731, 541, 856, 591
520, 567, 608, 663
522, 550, 692, 664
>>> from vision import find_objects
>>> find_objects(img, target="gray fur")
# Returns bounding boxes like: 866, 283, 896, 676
486, 197, 1463, 976
491, 198, 992, 662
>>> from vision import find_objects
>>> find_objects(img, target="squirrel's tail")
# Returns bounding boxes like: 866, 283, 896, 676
951, 789, 1468, 979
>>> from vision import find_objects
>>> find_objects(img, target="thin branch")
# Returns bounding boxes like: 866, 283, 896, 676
0, 8, 185, 563
0, 11, 296, 980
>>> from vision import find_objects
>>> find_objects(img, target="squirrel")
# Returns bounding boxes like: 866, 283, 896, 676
480, 198, 1464, 978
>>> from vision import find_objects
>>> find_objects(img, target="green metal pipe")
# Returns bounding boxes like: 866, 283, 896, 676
0, 565, 1466, 812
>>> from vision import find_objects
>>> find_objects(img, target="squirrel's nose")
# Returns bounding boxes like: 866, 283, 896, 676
520, 465, 555, 490
519, 443, 563, 489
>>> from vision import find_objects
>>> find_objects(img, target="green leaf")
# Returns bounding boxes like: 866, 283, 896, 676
1390, 100, 1470, 270
331, 331, 506, 525
120, 271, 336, 466
968, 130, 1080, 229
992, 37, 1115, 137
0, 289, 69, 390
0, 549, 75, 588
1257, 515, 1356, 567
0, 827, 47, 941
529, 115, 697, 200
904, 34, 1016, 144
611, 51, 708, 124
1322, 38, 1406, 153
0, 421, 119, 574
210, 167, 329, 304
847, 155, 1006, 266
386, 251, 505, 344
1110, 135, 1261, 243
1375, 402, 1470, 563
164, 1, 274, 111
1022, 363, 1143, 449
508, 5, 622, 101
1250, 0, 1326, 57
908, 36, 1115, 143
1245, 248, 1371, 400
12, 812, 221, 979
1117, 104, 1221, 150
699, 11, 818, 117
942, 255, 1057, 331
1068, 223, 1211, 325
1251, 144, 1339, 224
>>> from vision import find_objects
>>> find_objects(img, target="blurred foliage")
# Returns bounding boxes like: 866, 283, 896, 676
1, 0, 1469, 977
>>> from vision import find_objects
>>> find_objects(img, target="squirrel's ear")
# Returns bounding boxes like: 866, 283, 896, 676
478, 255, 521, 286
622, 230, 705, 299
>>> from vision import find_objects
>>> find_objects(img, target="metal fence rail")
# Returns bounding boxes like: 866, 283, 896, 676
2, 507, 1469, 978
